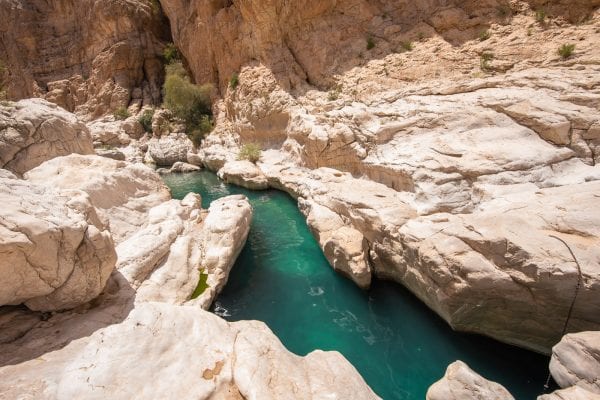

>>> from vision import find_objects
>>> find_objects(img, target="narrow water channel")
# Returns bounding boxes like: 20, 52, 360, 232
163, 171, 551, 400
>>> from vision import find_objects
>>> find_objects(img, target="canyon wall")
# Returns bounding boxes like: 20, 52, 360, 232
0, 0, 169, 117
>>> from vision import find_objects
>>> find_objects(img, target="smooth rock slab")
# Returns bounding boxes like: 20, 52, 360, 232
0, 302, 380, 400
0, 99, 93, 176
427, 361, 515, 400
550, 331, 600, 394
189, 195, 253, 309
25, 154, 171, 243
0, 174, 116, 311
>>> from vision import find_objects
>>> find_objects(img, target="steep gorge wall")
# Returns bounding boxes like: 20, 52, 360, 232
0, 0, 169, 118
160, 0, 600, 92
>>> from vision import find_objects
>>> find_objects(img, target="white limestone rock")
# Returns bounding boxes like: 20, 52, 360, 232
170, 161, 201, 173
147, 132, 193, 166
550, 331, 600, 394
0, 174, 116, 311
426, 361, 515, 400
0, 99, 93, 176
218, 160, 269, 190
0, 302, 380, 400
538, 386, 600, 400
25, 154, 171, 243
189, 195, 253, 309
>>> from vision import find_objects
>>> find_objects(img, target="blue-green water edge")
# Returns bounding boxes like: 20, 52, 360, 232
164, 171, 551, 400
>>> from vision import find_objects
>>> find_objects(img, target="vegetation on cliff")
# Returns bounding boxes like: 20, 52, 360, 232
163, 61, 213, 147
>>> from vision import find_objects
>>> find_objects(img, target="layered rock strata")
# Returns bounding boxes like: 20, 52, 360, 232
0, 0, 168, 116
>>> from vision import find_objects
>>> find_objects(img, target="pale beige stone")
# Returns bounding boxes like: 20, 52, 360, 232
218, 160, 269, 190
0, 302, 380, 400
538, 386, 600, 400
427, 361, 515, 400
550, 331, 600, 394
0, 99, 93, 176
0, 175, 116, 311
25, 154, 171, 243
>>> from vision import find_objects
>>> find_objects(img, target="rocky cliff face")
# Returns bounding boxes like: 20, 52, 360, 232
160, 0, 600, 92
0, 0, 168, 117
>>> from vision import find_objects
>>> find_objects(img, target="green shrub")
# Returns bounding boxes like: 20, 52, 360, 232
480, 52, 494, 71
163, 62, 213, 146
163, 43, 180, 65
190, 269, 209, 299
535, 9, 546, 24
327, 83, 342, 101
230, 73, 239, 90
188, 116, 213, 147
113, 107, 130, 120
138, 109, 154, 133
479, 30, 491, 41
237, 143, 262, 163
401, 41, 414, 52
558, 44, 575, 59
366, 36, 375, 50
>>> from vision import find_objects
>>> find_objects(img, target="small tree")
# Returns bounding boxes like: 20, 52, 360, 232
238, 143, 262, 163
163, 43, 180, 65
400, 41, 414, 52
535, 9, 546, 24
163, 61, 214, 146
138, 108, 154, 133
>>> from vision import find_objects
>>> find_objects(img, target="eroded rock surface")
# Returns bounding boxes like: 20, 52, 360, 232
426, 361, 515, 400
147, 133, 193, 166
0, 302, 379, 399
0, 99, 93, 176
25, 154, 171, 243
200, 63, 600, 352
0, 173, 116, 311
218, 160, 269, 190
550, 331, 600, 394
0, 0, 167, 116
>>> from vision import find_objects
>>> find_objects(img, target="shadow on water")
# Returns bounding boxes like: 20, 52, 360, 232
164, 171, 552, 400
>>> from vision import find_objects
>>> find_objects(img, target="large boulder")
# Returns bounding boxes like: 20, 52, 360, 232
550, 331, 600, 394
218, 160, 269, 190
426, 361, 515, 400
189, 195, 253, 308
0, 99, 94, 176
25, 154, 171, 243
0, 302, 380, 399
147, 133, 193, 166
0, 172, 116, 311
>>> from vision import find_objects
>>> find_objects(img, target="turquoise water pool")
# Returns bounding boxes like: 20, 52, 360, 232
164, 171, 551, 400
